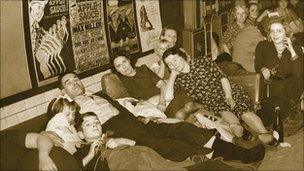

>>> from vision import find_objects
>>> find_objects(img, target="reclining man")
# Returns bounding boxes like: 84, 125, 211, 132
58, 72, 265, 163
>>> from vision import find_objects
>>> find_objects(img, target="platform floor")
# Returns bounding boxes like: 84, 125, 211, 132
258, 127, 303, 170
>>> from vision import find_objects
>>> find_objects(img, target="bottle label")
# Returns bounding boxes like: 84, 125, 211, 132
273, 130, 280, 140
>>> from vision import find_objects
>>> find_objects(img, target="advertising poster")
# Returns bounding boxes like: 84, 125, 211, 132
69, 0, 109, 72
135, 0, 162, 52
105, 0, 139, 54
27, 0, 75, 85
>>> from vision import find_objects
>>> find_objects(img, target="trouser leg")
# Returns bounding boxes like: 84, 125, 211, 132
146, 122, 217, 146
211, 138, 265, 164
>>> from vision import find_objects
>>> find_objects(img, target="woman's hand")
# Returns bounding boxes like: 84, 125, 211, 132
261, 67, 271, 80
157, 101, 167, 112
171, 69, 180, 76
284, 37, 298, 60
225, 97, 236, 110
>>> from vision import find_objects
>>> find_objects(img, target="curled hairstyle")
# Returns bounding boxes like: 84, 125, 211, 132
229, 5, 248, 25
261, 16, 285, 39
162, 46, 188, 63
75, 112, 99, 132
46, 97, 81, 123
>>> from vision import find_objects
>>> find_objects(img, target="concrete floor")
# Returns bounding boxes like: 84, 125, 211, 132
258, 128, 303, 170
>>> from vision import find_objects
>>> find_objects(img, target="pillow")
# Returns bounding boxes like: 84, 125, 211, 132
116, 97, 167, 119
101, 73, 130, 99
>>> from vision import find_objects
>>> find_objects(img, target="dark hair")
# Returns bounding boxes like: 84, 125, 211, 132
75, 112, 99, 132
261, 16, 284, 35
46, 97, 81, 124
58, 71, 78, 90
162, 46, 188, 64
110, 50, 135, 75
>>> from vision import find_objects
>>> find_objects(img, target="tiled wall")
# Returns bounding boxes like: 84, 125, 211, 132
0, 69, 111, 131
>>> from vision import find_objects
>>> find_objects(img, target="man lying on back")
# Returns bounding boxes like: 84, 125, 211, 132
57, 71, 265, 163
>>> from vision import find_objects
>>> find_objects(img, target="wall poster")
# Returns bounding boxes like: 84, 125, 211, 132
135, 0, 162, 52
105, 0, 139, 55
24, 0, 110, 87
69, 0, 109, 73
27, 0, 75, 86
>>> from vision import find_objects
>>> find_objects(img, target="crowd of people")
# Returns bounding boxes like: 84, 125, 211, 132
10, 0, 303, 170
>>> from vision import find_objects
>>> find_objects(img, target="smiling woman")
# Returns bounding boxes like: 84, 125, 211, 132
255, 21, 303, 105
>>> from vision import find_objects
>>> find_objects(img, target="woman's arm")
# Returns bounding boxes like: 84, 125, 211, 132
257, 9, 269, 22
221, 78, 236, 109
163, 70, 179, 102
156, 79, 167, 111
157, 60, 166, 79
221, 78, 233, 99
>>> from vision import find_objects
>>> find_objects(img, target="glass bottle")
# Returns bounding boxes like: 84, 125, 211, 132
273, 107, 284, 142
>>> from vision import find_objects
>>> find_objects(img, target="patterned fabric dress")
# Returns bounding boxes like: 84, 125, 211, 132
221, 23, 242, 50
174, 57, 253, 118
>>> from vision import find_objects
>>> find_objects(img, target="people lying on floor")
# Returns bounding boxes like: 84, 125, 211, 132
162, 46, 278, 148
110, 53, 192, 116
57, 71, 266, 163
255, 19, 303, 113
74, 112, 186, 171
45, 97, 83, 154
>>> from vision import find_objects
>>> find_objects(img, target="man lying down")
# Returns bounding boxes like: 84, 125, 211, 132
18, 72, 266, 170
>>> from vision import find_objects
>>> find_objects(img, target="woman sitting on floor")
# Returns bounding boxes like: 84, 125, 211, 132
162, 46, 278, 147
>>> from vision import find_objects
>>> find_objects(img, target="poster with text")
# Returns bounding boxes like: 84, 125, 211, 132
69, 0, 109, 72
27, 0, 75, 86
135, 0, 162, 52
105, 0, 139, 54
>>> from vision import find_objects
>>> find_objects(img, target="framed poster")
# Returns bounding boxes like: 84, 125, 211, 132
25, 0, 75, 86
105, 0, 139, 55
23, 0, 110, 87
69, 0, 110, 73
135, 0, 162, 52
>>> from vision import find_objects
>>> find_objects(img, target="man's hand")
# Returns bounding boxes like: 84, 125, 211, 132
39, 152, 57, 171
89, 140, 101, 157
40, 131, 64, 147
155, 118, 183, 124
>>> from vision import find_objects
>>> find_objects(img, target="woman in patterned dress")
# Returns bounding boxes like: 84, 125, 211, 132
163, 46, 276, 145
221, 5, 247, 55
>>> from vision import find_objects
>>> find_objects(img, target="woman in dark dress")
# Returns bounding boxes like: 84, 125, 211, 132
163, 46, 277, 145
255, 21, 303, 105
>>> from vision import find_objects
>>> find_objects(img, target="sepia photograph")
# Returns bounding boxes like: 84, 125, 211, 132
1, 0, 303, 170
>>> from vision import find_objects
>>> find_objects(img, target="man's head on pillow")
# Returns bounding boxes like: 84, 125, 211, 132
58, 72, 85, 99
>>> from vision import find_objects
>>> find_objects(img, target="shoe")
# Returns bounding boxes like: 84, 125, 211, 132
242, 123, 279, 150
240, 144, 265, 164
233, 137, 259, 149
190, 154, 209, 163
